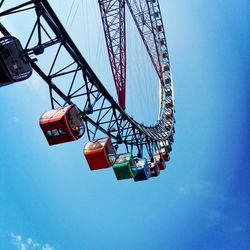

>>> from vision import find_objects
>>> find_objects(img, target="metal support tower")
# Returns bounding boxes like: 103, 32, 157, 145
126, 0, 164, 83
99, 0, 126, 109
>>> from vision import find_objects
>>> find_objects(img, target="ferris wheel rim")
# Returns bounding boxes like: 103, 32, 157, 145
0, 0, 175, 158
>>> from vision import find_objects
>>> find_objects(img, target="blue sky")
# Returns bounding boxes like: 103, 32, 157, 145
0, 0, 249, 249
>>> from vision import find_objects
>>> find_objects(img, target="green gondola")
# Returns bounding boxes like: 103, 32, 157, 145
113, 153, 137, 180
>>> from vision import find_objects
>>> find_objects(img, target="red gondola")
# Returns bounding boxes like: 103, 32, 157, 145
40, 104, 84, 145
148, 159, 160, 177
83, 137, 116, 170
160, 147, 170, 162
0, 36, 32, 86
154, 153, 166, 170
165, 99, 173, 108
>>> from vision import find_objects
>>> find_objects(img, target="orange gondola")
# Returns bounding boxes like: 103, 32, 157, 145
84, 137, 116, 170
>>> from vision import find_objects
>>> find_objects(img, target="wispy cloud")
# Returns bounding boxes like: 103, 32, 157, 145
13, 116, 20, 123
23, 71, 49, 102
11, 233, 54, 250
25, 71, 44, 91
178, 181, 213, 197
206, 209, 226, 229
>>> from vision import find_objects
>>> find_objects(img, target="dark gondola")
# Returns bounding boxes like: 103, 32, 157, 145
0, 36, 32, 86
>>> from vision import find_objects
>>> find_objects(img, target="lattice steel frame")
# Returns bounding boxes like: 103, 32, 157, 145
0, 0, 175, 159
126, 0, 163, 82
99, 0, 126, 109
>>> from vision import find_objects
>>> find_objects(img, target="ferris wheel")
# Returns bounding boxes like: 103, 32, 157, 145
0, 0, 175, 181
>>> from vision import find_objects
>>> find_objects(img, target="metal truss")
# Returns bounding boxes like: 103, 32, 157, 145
126, 0, 163, 83
98, 0, 126, 109
0, 0, 175, 159
126, 0, 174, 119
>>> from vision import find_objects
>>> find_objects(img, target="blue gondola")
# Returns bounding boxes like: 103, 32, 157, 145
133, 158, 151, 182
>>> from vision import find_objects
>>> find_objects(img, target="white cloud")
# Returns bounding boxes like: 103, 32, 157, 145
11, 233, 55, 250
178, 186, 189, 195
11, 233, 22, 244
27, 238, 33, 245
42, 244, 54, 250
13, 116, 20, 123
20, 243, 27, 250
231, 225, 244, 232
32, 243, 41, 249
25, 71, 44, 91
208, 209, 222, 224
